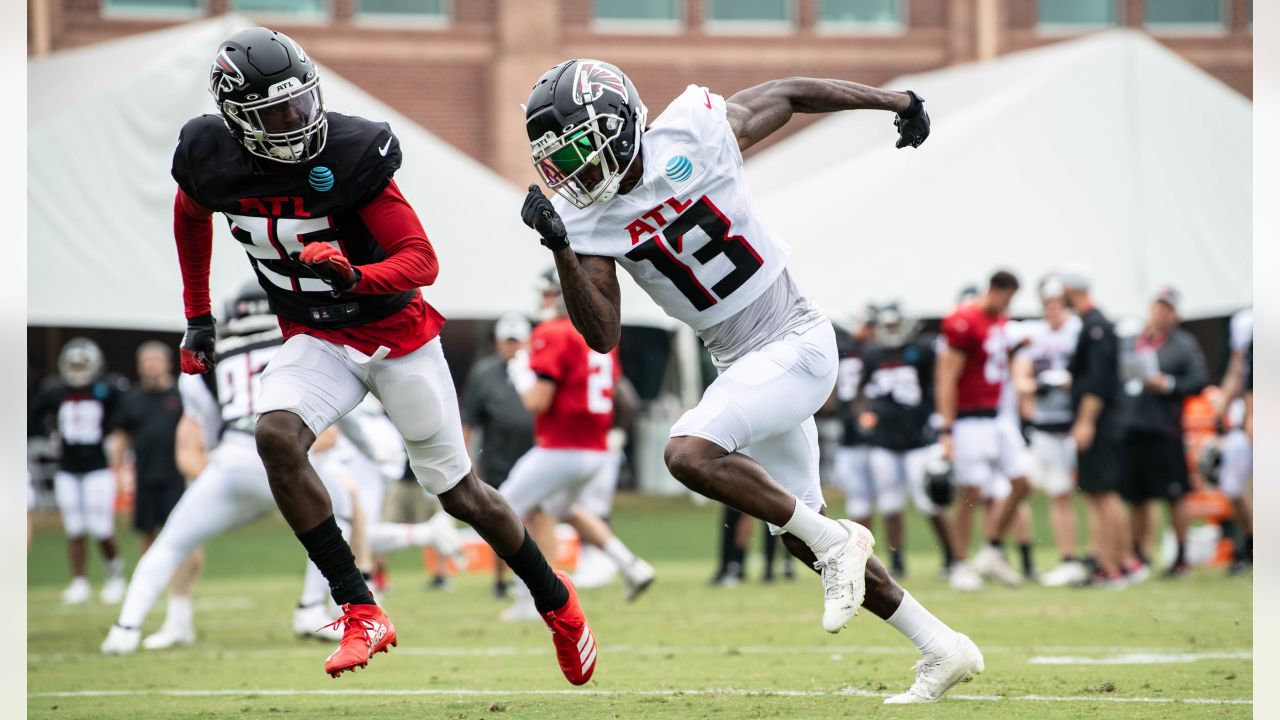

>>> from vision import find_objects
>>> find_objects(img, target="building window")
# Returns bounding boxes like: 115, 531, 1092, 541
102, 0, 202, 17
1037, 0, 1117, 29
1146, 0, 1226, 28
357, 0, 448, 23
706, 0, 792, 28
816, 0, 904, 31
231, 0, 327, 17
595, 0, 681, 22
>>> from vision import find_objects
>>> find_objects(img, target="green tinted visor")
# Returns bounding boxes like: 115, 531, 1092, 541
548, 130, 599, 175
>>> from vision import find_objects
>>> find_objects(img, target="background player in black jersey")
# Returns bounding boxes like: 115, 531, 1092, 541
171, 28, 594, 682
857, 303, 955, 578
28, 338, 129, 605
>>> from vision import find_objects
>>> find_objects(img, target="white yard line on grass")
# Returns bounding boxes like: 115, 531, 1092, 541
29, 644, 1255, 663
28, 687, 1253, 705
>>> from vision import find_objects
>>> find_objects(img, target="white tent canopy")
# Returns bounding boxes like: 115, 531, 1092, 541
28, 16, 672, 331
747, 29, 1251, 321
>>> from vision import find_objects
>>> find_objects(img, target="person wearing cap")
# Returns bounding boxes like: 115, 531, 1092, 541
1116, 287, 1209, 578
461, 312, 537, 597
1012, 276, 1085, 586
1062, 272, 1144, 587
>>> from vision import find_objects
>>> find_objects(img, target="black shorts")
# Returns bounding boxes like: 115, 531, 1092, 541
1120, 432, 1190, 502
1077, 434, 1123, 494
133, 482, 185, 532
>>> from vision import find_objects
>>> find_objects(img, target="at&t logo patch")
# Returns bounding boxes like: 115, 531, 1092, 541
308, 166, 334, 192
665, 155, 693, 183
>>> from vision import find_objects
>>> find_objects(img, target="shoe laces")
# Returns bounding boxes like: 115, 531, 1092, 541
908, 658, 940, 695
320, 603, 374, 644
814, 554, 848, 600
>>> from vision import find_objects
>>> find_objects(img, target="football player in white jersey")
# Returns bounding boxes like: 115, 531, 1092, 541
1013, 278, 1087, 587
518, 59, 981, 704
1215, 308, 1252, 574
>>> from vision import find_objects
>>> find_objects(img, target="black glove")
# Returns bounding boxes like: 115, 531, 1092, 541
180, 313, 217, 374
893, 90, 930, 149
521, 185, 569, 251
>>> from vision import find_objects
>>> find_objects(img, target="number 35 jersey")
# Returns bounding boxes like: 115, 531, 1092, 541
554, 85, 816, 363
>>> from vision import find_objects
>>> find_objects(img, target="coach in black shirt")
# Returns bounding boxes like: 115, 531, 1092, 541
1116, 287, 1208, 578
1062, 273, 1141, 586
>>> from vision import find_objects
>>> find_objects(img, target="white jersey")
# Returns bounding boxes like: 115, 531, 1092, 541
1016, 315, 1082, 428
178, 328, 283, 451
556, 85, 819, 364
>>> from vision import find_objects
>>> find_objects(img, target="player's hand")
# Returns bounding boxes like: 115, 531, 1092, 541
296, 243, 360, 293
506, 348, 538, 395
1071, 418, 1096, 452
179, 313, 217, 374
893, 90, 929, 149
521, 185, 569, 251
939, 432, 954, 462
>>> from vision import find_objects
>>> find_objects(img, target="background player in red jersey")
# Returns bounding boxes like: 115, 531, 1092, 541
935, 271, 1033, 592
500, 269, 656, 623
171, 27, 594, 684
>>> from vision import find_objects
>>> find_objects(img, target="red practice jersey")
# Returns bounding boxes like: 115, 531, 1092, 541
940, 303, 1010, 414
528, 317, 620, 451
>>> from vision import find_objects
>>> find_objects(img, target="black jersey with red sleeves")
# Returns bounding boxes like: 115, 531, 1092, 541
172, 112, 413, 330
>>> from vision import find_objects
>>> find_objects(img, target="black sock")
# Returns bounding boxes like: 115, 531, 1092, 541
942, 542, 955, 569
1019, 543, 1034, 576
891, 547, 905, 575
296, 515, 375, 607
499, 530, 568, 614
1061, 554, 1076, 564
988, 539, 1004, 550
763, 527, 778, 577
717, 506, 740, 576
1245, 535, 1253, 561
1174, 544, 1186, 567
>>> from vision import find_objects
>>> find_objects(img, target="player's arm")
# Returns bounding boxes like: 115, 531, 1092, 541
175, 415, 208, 479
520, 187, 623, 353
934, 347, 964, 431
521, 381, 557, 416
1070, 330, 1115, 451
174, 188, 219, 374
108, 428, 133, 493
1218, 349, 1246, 416
726, 79, 927, 153
1011, 354, 1037, 421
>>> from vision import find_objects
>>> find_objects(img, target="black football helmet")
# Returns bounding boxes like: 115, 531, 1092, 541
524, 59, 647, 209
222, 279, 276, 336
923, 453, 956, 508
875, 301, 921, 350
58, 337, 105, 388
209, 27, 326, 164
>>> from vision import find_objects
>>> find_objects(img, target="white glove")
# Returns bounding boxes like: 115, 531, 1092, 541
507, 349, 538, 394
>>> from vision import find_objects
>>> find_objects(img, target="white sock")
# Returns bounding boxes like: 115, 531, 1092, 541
298, 560, 330, 609
107, 557, 124, 579
165, 594, 194, 629
367, 523, 433, 554
886, 591, 960, 659
781, 501, 849, 557
601, 537, 636, 568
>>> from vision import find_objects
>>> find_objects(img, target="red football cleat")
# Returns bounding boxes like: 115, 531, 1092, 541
321, 603, 397, 678
541, 570, 597, 686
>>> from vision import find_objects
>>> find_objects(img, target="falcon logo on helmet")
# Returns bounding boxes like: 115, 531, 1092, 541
210, 49, 246, 96
572, 61, 628, 105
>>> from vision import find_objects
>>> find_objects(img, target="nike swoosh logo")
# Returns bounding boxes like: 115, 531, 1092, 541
378, 135, 393, 156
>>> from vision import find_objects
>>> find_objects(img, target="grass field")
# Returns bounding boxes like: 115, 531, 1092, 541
28, 494, 1252, 719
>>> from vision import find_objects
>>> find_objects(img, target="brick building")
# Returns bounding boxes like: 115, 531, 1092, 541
29, 0, 1253, 186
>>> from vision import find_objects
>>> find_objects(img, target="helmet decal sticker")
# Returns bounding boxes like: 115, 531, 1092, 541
571, 60, 628, 105
210, 49, 246, 96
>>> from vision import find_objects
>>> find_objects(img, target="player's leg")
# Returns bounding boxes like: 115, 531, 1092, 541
949, 418, 998, 590
665, 323, 868, 633
868, 447, 908, 577
1035, 430, 1087, 586
573, 448, 623, 589
1159, 433, 1192, 577
83, 468, 126, 603
103, 437, 273, 654
370, 338, 594, 685
54, 472, 92, 604
978, 420, 1034, 581
1220, 430, 1253, 571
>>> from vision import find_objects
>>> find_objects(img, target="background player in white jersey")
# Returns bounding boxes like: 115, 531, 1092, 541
500, 268, 655, 620
28, 338, 129, 606
1013, 277, 1087, 586
1214, 308, 1252, 574
519, 58, 981, 704
101, 284, 458, 654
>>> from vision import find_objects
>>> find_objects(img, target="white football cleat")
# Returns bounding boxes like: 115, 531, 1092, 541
142, 623, 196, 650
427, 511, 463, 559
62, 577, 91, 606
100, 624, 141, 655
884, 633, 985, 704
814, 520, 875, 633
99, 576, 127, 605
1040, 560, 1088, 588
975, 546, 1023, 587
948, 562, 983, 592
499, 596, 541, 623
620, 557, 656, 602
293, 603, 343, 642
571, 544, 618, 590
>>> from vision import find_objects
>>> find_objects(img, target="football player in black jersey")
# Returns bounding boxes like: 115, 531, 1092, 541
857, 304, 954, 579
28, 338, 129, 605
171, 28, 595, 682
